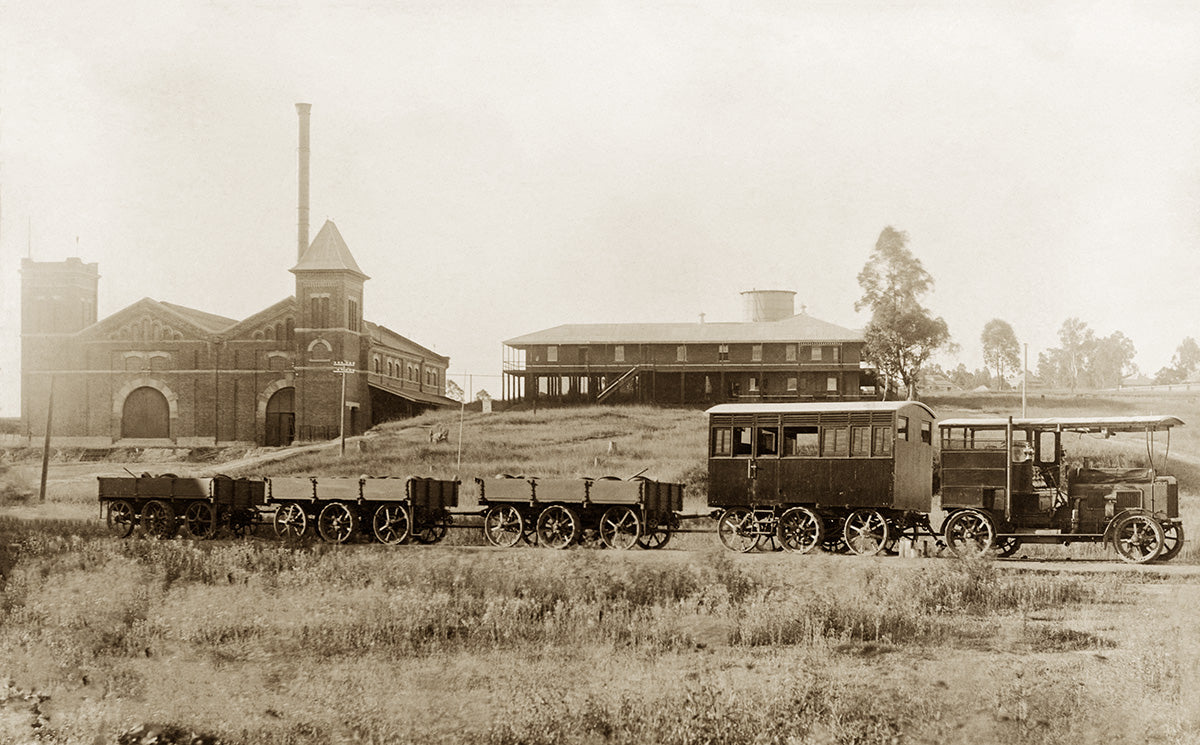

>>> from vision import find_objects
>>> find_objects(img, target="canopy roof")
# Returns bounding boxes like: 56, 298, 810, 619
706, 401, 936, 419
938, 415, 1184, 433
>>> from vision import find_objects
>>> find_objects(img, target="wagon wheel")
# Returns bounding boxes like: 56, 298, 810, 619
318, 502, 360, 544
273, 502, 309, 539
413, 512, 451, 544
182, 501, 218, 540
372, 503, 412, 545
994, 536, 1022, 558
1111, 514, 1165, 564
140, 500, 177, 540
599, 505, 642, 550
716, 508, 759, 553
943, 509, 996, 558
636, 518, 673, 550
1159, 523, 1185, 562
482, 504, 523, 548
105, 499, 136, 539
843, 509, 889, 556
777, 507, 824, 554
536, 505, 581, 549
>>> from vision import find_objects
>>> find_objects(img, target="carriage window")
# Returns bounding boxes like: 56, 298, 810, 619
897, 416, 909, 441
711, 428, 732, 456
822, 427, 849, 456
732, 427, 753, 456
920, 421, 932, 445
756, 427, 779, 456
1039, 431, 1058, 464
783, 426, 819, 456
850, 426, 871, 457
872, 426, 893, 456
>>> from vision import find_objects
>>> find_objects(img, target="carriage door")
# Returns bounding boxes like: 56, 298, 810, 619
750, 418, 782, 505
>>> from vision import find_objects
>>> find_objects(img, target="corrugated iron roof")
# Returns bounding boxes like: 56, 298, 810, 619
706, 401, 936, 418
156, 301, 238, 332
290, 220, 369, 279
938, 416, 1184, 432
366, 321, 448, 362
505, 312, 863, 346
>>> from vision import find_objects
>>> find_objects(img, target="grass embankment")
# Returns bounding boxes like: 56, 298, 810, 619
3, 519, 1196, 744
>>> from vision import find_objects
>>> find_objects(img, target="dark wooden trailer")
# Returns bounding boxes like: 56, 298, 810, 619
97, 474, 266, 539
938, 415, 1184, 563
475, 475, 684, 549
705, 401, 936, 554
267, 476, 459, 544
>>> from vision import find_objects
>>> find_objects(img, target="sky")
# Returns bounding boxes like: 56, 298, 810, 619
1, 0, 1198, 415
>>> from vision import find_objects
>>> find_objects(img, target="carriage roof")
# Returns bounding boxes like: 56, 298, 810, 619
705, 401, 936, 419
937, 415, 1184, 433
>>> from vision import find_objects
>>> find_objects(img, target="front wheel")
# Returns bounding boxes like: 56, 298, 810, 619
777, 507, 824, 554
1112, 514, 1165, 564
599, 505, 641, 550
536, 505, 580, 549
182, 501, 218, 540
943, 509, 996, 557
273, 502, 309, 539
1159, 523, 1185, 562
843, 509, 889, 556
482, 504, 524, 548
106, 499, 136, 539
318, 502, 360, 544
140, 500, 177, 540
716, 508, 758, 553
372, 503, 411, 545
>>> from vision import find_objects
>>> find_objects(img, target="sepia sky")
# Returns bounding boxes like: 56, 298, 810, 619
1, 1, 1198, 415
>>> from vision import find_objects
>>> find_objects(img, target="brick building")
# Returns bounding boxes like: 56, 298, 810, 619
502, 290, 874, 406
19, 105, 451, 447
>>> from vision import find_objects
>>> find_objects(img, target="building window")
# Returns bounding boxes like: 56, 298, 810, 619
749, 377, 758, 392
374, 357, 381, 374
751, 344, 763, 362
309, 295, 330, 328
347, 299, 359, 332
547, 346, 558, 363
826, 376, 838, 392
677, 345, 687, 362
832, 346, 840, 362
787, 377, 797, 392
811, 346, 822, 362
786, 344, 797, 362
718, 344, 729, 361
614, 345, 624, 363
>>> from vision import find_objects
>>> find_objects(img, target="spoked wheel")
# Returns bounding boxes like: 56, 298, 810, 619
637, 518, 673, 550
182, 501, 219, 540
140, 500, 177, 540
843, 509, 890, 556
994, 536, 1022, 558
273, 502, 309, 539
482, 504, 524, 548
943, 509, 996, 557
599, 505, 642, 550
372, 503, 411, 545
106, 499, 136, 539
777, 507, 824, 554
717, 508, 759, 553
536, 505, 581, 549
1159, 523, 1185, 562
318, 502, 360, 543
1112, 514, 1165, 564
413, 512, 451, 544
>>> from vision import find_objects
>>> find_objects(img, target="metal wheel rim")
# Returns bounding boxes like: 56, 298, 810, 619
1160, 523, 1184, 562
413, 514, 450, 544
183, 501, 217, 540
483, 505, 523, 548
717, 509, 758, 553
1113, 515, 1165, 564
778, 507, 823, 554
273, 503, 308, 539
537, 505, 579, 549
994, 536, 1022, 558
599, 506, 641, 550
373, 503, 411, 545
636, 525, 671, 550
106, 500, 136, 539
843, 509, 889, 556
944, 510, 995, 557
141, 500, 176, 540
318, 502, 358, 543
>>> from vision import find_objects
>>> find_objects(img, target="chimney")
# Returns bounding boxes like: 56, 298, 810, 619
296, 103, 311, 261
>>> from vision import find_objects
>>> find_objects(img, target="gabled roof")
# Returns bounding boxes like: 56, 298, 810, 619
366, 321, 448, 363
222, 297, 296, 338
79, 297, 235, 340
158, 302, 237, 333
290, 220, 369, 279
505, 312, 862, 346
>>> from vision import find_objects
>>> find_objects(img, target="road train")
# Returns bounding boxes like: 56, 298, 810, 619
97, 401, 1185, 563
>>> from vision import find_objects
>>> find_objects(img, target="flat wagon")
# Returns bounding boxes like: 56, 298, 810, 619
475, 475, 684, 549
706, 401, 937, 554
98, 474, 266, 539
938, 415, 1184, 563
266, 476, 459, 544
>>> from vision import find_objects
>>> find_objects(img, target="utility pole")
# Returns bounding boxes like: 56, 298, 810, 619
1022, 343, 1028, 418
332, 360, 355, 456
39, 375, 55, 502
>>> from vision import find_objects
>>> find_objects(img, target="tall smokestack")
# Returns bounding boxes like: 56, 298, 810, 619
296, 103, 311, 261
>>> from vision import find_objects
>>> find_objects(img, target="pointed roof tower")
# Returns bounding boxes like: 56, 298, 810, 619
290, 220, 369, 280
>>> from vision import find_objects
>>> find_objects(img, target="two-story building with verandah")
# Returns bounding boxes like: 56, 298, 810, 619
502, 290, 873, 406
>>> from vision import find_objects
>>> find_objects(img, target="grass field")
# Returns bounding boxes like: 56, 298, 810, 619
3, 393, 1200, 743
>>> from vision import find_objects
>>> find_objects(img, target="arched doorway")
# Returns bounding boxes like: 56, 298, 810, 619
121, 386, 170, 439
265, 387, 295, 446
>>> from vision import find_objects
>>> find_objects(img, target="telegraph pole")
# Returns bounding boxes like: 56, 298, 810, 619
332, 360, 355, 456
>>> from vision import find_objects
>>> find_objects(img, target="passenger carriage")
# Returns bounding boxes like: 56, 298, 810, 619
706, 401, 937, 554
